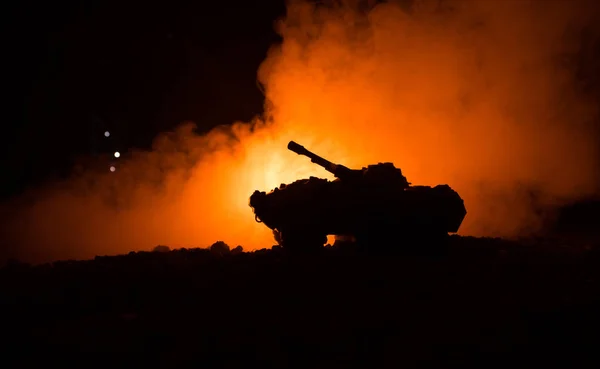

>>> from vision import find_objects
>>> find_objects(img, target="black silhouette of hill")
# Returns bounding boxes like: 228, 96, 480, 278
1, 235, 599, 368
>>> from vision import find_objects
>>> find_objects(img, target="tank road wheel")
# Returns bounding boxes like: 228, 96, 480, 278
354, 230, 396, 254
355, 220, 449, 255
279, 230, 327, 253
419, 227, 450, 256
409, 217, 449, 245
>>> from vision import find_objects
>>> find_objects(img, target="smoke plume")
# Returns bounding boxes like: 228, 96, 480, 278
2, 0, 600, 264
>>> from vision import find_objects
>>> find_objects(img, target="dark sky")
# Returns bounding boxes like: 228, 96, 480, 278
4, 0, 600, 201
3, 0, 286, 198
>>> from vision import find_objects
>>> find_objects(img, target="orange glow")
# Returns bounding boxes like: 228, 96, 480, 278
1, 0, 599, 264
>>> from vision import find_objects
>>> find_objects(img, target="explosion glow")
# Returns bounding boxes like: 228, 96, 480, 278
1, 0, 599, 264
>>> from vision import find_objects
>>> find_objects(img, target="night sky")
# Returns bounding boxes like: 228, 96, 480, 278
5, 0, 600, 202
4, 0, 286, 198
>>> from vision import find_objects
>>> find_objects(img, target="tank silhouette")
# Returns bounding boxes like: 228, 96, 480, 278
249, 141, 467, 251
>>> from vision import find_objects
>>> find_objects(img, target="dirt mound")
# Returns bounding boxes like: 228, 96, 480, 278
1, 236, 599, 368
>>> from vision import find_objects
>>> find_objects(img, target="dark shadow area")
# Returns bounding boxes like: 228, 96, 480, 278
1, 235, 599, 368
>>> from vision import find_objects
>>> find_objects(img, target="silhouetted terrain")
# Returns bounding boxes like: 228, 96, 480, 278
1, 235, 599, 368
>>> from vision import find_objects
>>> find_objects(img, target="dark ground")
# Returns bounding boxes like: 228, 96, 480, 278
1, 235, 599, 368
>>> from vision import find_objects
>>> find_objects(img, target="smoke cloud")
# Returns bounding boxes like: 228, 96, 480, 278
2, 0, 600, 264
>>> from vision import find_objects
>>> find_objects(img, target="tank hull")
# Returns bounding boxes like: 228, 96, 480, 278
250, 177, 467, 249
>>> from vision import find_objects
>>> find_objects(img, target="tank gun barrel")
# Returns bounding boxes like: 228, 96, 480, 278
287, 141, 356, 179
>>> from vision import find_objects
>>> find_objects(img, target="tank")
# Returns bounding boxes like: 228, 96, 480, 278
249, 141, 467, 251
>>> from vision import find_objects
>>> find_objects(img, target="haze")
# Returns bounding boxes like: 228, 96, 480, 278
2, 0, 599, 264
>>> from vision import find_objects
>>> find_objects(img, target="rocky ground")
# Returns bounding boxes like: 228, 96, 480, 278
1, 236, 599, 368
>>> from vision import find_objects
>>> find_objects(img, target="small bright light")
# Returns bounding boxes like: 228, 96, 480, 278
104, 131, 110, 137
114, 151, 120, 158
109, 166, 116, 172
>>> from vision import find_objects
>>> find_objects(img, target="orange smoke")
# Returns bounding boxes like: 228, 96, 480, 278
2, 0, 600, 264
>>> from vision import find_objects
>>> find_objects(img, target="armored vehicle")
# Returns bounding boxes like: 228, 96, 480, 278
249, 141, 467, 251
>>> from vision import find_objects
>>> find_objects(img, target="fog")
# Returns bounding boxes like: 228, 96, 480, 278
2, 0, 599, 264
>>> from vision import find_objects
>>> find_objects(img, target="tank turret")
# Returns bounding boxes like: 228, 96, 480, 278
249, 141, 467, 252
287, 141, 361, 180
288, 141, 410, 188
